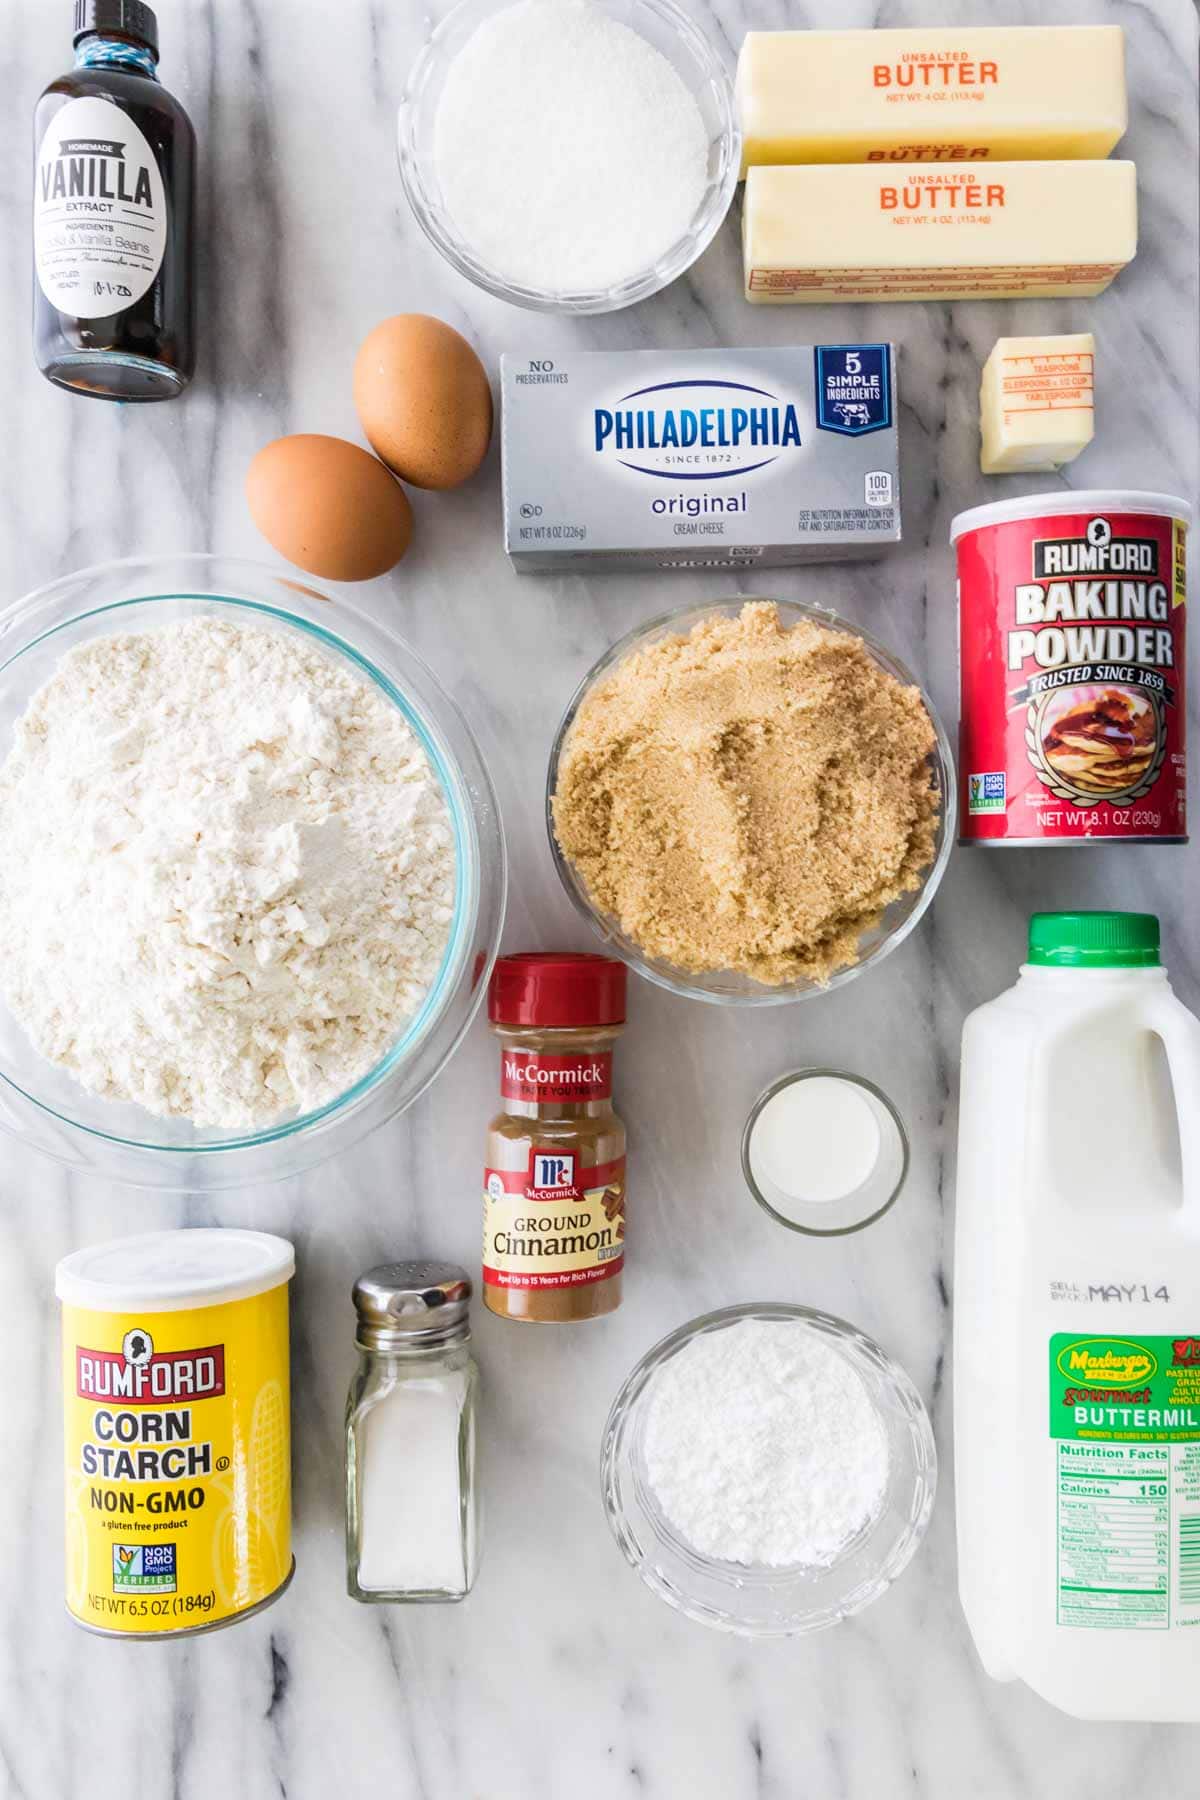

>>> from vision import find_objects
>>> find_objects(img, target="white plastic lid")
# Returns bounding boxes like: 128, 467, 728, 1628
55, 1229, 295, 1313
950, 489, 1192, 545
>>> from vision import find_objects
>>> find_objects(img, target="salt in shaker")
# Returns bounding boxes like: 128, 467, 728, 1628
345, 1261, 479, 1602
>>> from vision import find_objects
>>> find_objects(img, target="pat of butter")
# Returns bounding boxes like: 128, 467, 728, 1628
737, 27, 1127, 170
743, 162, 1137, 305
980, 334, 1095, 474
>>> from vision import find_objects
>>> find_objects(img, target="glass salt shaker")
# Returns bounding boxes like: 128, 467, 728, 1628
345, 1261, 479, 1603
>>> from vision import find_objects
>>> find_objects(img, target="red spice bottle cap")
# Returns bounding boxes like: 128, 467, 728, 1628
488, 953, 627, 1028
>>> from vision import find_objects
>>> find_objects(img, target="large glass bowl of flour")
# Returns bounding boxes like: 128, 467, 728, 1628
0, 555, 506, 1189
601, 1303, 937, 1638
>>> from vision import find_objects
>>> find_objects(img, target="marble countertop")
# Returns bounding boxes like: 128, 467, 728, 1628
2, 0, 1198, 1794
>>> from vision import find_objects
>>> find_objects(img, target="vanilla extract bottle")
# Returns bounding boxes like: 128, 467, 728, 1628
34, 0, 195, 401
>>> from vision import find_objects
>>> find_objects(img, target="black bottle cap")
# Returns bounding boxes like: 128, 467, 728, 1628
73, 0, 159, 56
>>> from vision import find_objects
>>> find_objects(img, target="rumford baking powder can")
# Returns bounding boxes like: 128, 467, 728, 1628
953, 491, 1191, 845
56, 1229, 294, 1638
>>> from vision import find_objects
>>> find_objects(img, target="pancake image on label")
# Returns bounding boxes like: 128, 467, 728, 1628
1038, 685, 1158, 797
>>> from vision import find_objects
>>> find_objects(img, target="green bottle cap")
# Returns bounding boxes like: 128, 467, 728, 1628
1028, 911, 1160, 969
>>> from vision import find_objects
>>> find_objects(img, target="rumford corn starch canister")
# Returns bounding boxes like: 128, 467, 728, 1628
953, 491, 1190, 845
56, 1229, 294, 1638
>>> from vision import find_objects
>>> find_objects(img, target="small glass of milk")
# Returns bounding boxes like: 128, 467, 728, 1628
741, 1070, 908, 1236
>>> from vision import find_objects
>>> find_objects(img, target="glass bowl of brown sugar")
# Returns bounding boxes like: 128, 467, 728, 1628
546, 598, 954, 1006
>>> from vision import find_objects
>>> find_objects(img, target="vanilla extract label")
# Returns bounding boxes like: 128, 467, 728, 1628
35, 96, 167, 319
40, 139, 154, 208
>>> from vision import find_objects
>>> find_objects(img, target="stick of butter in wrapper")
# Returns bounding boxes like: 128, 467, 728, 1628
500, 346, 900, 574
737, 27, 1127, 170
980, 334, 1095, 475
744, 162, 1137, 305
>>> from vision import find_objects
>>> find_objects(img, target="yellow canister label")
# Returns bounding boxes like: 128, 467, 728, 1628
61, 1284, 291, 1635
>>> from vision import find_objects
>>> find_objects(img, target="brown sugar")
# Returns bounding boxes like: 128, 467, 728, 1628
551, 602, 940, 987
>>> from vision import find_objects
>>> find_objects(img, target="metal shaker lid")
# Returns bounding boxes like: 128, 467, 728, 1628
353, 1261, 472, 1349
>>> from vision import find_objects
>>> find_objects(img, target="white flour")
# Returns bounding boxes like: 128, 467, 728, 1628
0, 617, 456, 1129
433, 0, 709, 292
642, 1318, 889, 1567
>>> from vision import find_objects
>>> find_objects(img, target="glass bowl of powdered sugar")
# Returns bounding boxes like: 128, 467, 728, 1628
0, 554, 506, 1189
397, 0, 739, 313
601, 1303, 937, 1637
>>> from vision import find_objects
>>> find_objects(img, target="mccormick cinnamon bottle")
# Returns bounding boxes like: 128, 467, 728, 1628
34, 1, 196, 401
483, 954, 627, 1323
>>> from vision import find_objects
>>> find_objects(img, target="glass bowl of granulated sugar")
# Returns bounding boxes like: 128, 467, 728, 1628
397, 0, 739, 313
601, 1303, 937, 1637
0, 554, 506, 1190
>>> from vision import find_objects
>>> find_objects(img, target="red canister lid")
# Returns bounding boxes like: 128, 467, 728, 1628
488, 953, 627, 1028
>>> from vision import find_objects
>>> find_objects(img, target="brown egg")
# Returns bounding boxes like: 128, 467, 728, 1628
246, 435, 413, 581
353, 315, 493, 491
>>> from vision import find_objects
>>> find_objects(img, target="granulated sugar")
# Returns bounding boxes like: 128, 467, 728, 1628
433, 0, 709, 292
642, 1318, 889, 1567
0, 617, 456, 1129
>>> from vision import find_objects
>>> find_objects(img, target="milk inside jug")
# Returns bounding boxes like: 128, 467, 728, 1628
955, 911, 1200, 1722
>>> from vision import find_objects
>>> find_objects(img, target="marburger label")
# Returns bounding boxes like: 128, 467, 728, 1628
1049, 1333, 1200, 1630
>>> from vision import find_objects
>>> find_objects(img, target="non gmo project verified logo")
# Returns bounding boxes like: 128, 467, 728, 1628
969, 772, 1006, 815
113, 1542, 176, 1594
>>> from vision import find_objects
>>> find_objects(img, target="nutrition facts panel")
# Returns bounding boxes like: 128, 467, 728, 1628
1056, 1444, 1170, 1629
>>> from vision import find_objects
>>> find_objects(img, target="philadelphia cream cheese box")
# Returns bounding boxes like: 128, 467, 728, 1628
500, 345, 900, 573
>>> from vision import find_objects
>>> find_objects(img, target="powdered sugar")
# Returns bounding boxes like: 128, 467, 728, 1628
642, 1317, 889, 1567
0, 616, 456, 1129
433, 0, 709, 293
